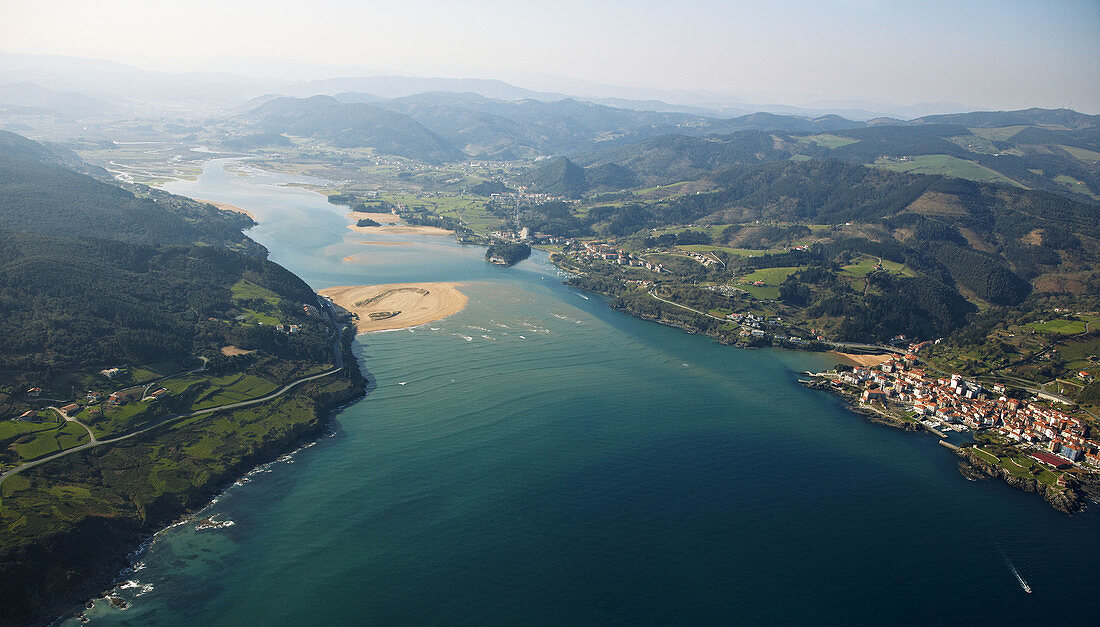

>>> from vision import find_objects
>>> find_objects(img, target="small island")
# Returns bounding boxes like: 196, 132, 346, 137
356, 217, 381, 227
485, 241, 531, 266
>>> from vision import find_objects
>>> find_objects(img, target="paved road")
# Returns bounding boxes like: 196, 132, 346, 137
648, 290, 908, 356
48, 406, 97, 444
648, 290, 727, 321
0, 324, 346, 487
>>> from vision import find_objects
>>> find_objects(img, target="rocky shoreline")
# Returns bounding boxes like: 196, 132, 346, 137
801, 378, 1091, 515
799, 379, 922, 432
954, 449, 1088, 514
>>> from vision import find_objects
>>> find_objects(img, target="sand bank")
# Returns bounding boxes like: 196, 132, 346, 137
320, 282, 468, 332
201, 199, 256, 220
359, 241, 415, 246
347, 224, 453, 236
831, 352, 894, 367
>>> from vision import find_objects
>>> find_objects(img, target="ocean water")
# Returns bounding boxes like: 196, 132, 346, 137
68, 160, 1100, 624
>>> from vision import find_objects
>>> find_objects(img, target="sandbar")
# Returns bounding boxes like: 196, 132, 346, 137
347, 224, 453, 236
320, 282, 468, 332
359, 241, 415, 246
201, 199, 256, 220
831, 352, 894, 367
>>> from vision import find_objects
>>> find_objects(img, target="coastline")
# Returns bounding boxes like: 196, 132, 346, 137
801, 375, 1090, 514
549, 257, 1092, 516
953, 448, 1087, 513
12, 327, 368, 627
67, 374, 370, 624
199, 199, 257, 220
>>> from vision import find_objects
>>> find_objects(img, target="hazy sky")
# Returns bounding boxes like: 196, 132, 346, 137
2, 0, 1098, 110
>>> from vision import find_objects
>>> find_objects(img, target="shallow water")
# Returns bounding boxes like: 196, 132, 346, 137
68, 160, 1100, 624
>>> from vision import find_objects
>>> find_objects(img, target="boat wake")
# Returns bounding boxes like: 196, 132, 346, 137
1000, 549, 1032, 593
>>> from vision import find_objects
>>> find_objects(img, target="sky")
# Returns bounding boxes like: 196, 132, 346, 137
1, 0, 1098, 111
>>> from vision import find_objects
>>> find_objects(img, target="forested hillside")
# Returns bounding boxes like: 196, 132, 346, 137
0, 130, 260, 252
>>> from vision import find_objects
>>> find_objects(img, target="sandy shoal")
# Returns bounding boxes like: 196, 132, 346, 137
346, 211, 402, 224
830, 351, 894, 367
200, 199, 256, 220
347, 224, 453, 236
320, 282, 468, 332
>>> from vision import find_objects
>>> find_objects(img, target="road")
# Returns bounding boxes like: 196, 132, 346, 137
648, 290, 908, 354
0, 321, 347, 488
48, 406, 97, 444
648, 289, 728, 321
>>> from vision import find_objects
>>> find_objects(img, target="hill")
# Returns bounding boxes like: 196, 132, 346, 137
0, 130, 260, 252
0, 133, 365, 625
575, 110, 1100, 203
244, 96, 464, 163
910, 108, 1100, 130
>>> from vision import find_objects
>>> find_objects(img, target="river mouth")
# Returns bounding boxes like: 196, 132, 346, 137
66, 158, 1100, 625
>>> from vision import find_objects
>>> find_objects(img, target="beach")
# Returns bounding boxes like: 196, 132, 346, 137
830, 351, 894, 367
320, 282, 468, 332
346, 211, 452, 236
200, 199, 256, 220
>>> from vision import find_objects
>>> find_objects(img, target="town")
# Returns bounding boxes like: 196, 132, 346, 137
814, 352, 1099, 484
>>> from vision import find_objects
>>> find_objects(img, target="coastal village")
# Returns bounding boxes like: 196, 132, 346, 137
815, 352, 1100, 482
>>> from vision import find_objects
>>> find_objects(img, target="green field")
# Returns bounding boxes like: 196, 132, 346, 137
1027, 317, 1093, 335
972, 447, 1059, 486
1059, 145, 1100, 163
678, 244, 773, 257
231, 279, 282, 325
188, 374, 279, 410
9, 421, 90, 463
868, 155, 1021, 186
798, 134, 859, 149
839, 255, 916, 278
1052, 175, 1099, 199
738, 266, 802, 300
969, 126, 1030, 141
83, 400, 160, 438
741, 266, 802, 285
376, 192, 503, 235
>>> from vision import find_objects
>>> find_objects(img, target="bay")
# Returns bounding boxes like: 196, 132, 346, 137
70, 159, 1100, 624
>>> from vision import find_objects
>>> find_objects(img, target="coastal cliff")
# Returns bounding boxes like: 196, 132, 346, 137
955, 449, 1087, 514
0, 328, 367, 627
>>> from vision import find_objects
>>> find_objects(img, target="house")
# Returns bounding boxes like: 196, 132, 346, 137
26, 387, 41, 398
862, 389, 888, 404
101, 367, 123, 379
17, 410, 36, 421
59, 403, 81, 416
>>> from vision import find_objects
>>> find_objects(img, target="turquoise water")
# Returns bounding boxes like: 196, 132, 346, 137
70, 161, 1100, 624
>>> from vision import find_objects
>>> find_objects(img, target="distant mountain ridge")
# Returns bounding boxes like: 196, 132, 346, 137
245, 95, 464, 163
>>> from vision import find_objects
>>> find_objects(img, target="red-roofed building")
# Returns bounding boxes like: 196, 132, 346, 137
1029, 450, 1071, 469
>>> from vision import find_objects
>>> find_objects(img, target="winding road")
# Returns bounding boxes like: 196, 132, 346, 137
0, 319, 347, 488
